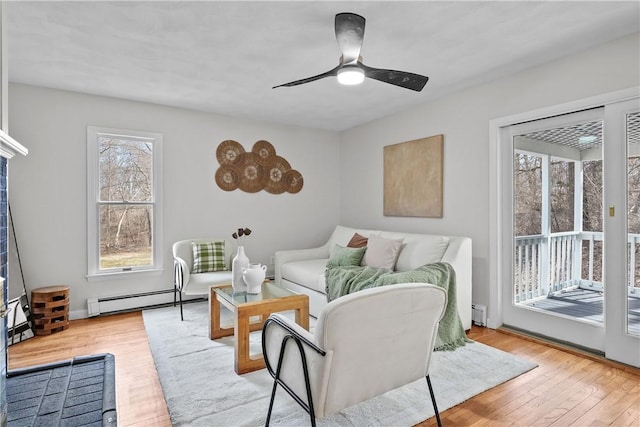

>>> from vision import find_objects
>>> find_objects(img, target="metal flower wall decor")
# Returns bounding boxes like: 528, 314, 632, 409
215, 139, 303, 194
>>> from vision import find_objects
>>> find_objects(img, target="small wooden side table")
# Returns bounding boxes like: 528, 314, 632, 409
31, 285, 70, 336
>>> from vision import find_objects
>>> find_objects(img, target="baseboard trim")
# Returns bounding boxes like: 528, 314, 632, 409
497, 325, 640, 376
70, 310, 88, 320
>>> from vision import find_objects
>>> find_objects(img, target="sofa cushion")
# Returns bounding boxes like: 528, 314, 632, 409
328, 225, 382, 249
363, 236, 403, 270
346, 233, 368, 248
191, 241, 226, 273
281, 259, 328, 293
328, 245, 367, 267
393, 234, 450, 272
183, 271, 233, 295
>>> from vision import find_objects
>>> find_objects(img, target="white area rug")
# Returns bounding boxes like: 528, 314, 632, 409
143, 302, 536, 426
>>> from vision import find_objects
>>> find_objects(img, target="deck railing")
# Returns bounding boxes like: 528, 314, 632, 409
514, 232, 640, 303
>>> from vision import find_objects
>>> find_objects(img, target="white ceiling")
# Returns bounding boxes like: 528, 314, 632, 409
5, 1, 640, 131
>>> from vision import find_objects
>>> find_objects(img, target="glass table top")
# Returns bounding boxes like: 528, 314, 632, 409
213, 281, 297, 306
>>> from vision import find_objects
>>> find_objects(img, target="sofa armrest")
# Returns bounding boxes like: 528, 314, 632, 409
263, 313, 323, 358
441, 237, 472, 330
173, 256, 190, 291
274, 245, 330, 287
262, 313, 326, 410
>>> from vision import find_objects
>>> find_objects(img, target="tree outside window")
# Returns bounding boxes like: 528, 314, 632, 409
99, 137, 153, 269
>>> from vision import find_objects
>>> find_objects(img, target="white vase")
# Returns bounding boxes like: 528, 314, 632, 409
243, 263, 267, 294
232, 246, 249, 292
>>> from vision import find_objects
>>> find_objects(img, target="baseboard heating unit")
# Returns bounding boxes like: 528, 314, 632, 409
88, 289, 176, 317
472, 304, 487, 327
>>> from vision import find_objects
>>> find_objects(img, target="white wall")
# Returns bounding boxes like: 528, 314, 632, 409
8, 84, 341, 317
7, 32, 639, 321
339, 33, 640, 310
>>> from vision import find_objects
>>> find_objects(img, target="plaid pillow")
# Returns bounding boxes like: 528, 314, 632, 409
191, 241, 226, 273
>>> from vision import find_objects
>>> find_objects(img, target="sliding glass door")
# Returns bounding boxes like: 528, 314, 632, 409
501, 98, 640, 367
504, 108, 606, 352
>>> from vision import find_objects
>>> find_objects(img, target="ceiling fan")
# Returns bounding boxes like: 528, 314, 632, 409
273, 12, 429, 92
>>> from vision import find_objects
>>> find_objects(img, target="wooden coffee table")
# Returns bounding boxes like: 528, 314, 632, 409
209, 281, 309, 374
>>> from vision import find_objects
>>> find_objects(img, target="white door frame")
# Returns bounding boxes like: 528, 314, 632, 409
603, 98, 640, 367
488, 87, 640, 331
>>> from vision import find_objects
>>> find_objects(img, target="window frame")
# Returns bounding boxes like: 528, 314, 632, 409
86, 126, 163, 280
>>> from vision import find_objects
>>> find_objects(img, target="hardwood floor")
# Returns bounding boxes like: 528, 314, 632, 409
417, 327, 640, 427
8, 310, 640, 426
8, 311, 171, 427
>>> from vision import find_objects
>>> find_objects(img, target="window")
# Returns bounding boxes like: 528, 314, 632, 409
87, 127, 162, 279
513, 152, 542, 236
549, 159, 575, 233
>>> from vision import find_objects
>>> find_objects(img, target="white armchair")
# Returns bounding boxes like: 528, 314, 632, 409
261, 283, 447, 427
172, 238, 236, 320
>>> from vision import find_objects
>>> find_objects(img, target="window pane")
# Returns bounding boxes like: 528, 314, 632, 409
99, 136, 153, 202
581, 160, 603, 284
99, 205, 152, 269
627, 112, 640, 336
582, 160, 603, 232
629, 156, 640, 234
629, 156, 640, 291
514, 153, 542, 236
550, 160, 574, 233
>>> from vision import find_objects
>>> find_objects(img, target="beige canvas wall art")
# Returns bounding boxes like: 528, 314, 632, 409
383, 134, 443, 218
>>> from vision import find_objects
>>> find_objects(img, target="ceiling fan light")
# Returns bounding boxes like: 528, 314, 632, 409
337, 67, 365, 85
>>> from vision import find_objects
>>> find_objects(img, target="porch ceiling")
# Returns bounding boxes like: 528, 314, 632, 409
521, 120, 603, 152
516, 111, 640, 161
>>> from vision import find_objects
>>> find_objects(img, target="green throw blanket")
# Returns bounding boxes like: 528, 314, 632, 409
325, 262, 471, 351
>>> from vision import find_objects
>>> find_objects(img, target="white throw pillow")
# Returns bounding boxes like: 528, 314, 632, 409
394, 235, 450, 271
363, 236, 404, 270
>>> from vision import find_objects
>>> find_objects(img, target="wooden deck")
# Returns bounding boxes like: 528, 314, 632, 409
524, 288, 640, 335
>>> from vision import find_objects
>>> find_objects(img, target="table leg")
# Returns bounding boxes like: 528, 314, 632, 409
210, 292, 233, 339
230, 295, 310, 375
234, 308, 266, 374
295, 303, 310, 330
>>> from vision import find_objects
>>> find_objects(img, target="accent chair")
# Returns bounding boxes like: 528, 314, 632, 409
172, 238, 235, 320
261, 282, 447, 427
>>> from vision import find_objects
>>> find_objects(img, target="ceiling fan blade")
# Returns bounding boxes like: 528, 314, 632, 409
335, 13, 365, 64
272, 66, 340, 89
360, 64, 429, 92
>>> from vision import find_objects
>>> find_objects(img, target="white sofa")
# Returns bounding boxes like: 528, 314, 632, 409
275, 225, 472, 330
